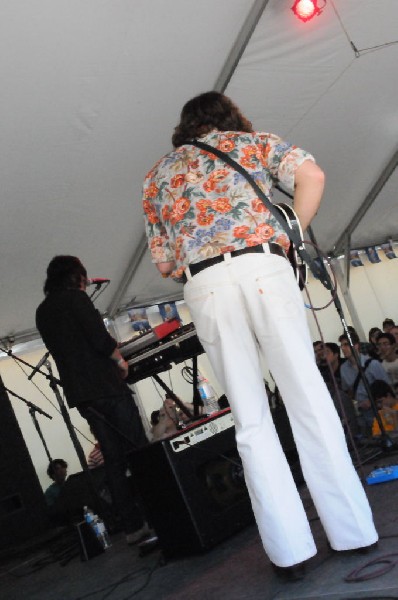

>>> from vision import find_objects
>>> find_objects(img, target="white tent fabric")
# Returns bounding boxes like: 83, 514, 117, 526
1, 0, 397, 343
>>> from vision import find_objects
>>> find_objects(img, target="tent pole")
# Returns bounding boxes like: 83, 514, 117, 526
107, 234, 148, 319
214, 0, 270, 92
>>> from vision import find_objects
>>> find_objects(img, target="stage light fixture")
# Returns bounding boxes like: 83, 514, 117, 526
291, 0, 324, 22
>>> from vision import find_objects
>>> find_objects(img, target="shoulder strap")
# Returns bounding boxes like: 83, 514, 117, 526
189, 139, 330, 288
352, 358, 373, 398
190, 140, 302, 247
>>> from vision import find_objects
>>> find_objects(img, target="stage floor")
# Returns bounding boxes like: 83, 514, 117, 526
1, 450, 398, 600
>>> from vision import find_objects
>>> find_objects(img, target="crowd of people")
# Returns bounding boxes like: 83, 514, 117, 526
313, 317, 398, 439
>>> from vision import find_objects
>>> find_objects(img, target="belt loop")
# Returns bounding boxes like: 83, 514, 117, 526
223, 252, 232, 264
261, 243, 271, 255
184, 266, 193, 281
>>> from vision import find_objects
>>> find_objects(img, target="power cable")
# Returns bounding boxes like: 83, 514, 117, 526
345, 552, 398, 583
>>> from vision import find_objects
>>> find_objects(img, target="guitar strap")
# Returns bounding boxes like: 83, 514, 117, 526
189, 139, 328, 286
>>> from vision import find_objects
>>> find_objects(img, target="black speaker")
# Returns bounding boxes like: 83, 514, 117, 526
0, 375, 50, 550
130, 410, 254, 558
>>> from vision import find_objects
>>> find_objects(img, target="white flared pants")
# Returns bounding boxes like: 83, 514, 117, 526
184, 251, 378, 567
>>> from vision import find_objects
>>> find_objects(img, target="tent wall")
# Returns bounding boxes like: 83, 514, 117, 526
306, 253, 398, 343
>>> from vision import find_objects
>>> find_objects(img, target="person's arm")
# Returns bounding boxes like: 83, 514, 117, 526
293, 160, 325, 231
71, 291, 129, 378
143, 172, 177, 276
156, 261, 176, 276
110, 347, 129, 379
264, 134, 324, 232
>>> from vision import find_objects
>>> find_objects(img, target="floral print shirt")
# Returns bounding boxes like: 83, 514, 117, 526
143, 130, 314, 280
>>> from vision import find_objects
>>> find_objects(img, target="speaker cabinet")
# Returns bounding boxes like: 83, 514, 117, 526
130, 410, 253, 558
0, 375, 50, 550
130, 406, 301, 558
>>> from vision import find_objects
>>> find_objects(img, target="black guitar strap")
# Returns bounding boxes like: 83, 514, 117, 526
189, 139, 330, 288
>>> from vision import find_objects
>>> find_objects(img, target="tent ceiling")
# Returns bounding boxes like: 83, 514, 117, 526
1, 0, 397, 343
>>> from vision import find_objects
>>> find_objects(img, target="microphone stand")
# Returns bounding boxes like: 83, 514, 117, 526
44, 360, 91, 472
1, 345, 93, 473
30, 406, 53, 463
191, 355, 204, 418
37, 360, 107, 516
271, 185, 395, 457
0, 346, 62, 386
152, 373, 196, 421
88, 280, 110, 302
1, 384, 53, 463
306, 225, 395, 456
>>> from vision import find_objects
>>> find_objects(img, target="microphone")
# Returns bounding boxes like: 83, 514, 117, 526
88, 278, 111, 286
28, 351, 50, 381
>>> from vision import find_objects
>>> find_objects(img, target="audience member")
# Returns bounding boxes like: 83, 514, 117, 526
382, 318, 395, 333
376, 332, 398, 391
370, 380, 398, 436
313, 341, 326, 367
44, 458, 76, 526
87, 424, 105, 469
150, 398, 180, 441
368, 327, 382, 360
321, 343, 359, 437
389, 325, 398, 350
87, 441, 105, 469
346, 326, 372, 357
339, 331, 390, 436
320, 343, 343, 383
44, 459, 68, 507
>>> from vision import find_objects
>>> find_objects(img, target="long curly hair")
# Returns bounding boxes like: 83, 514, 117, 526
43, 255, 87, 295
172, 91, 253, 148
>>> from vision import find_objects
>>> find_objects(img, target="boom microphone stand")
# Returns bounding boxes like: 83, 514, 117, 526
0, 383, 53, 462
44, 359, 91, 472
2, 347, 92, 472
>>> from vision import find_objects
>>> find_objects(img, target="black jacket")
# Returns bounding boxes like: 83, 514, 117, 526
36, 289, 128, 408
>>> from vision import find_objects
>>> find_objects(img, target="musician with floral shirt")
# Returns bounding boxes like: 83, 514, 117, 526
142, 92, 377, 581
143, 127, 312, 281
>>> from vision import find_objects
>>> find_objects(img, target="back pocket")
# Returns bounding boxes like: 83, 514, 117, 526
184, 286, 220, 345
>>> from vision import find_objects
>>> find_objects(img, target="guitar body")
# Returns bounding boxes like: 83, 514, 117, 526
274, 203, 308, 290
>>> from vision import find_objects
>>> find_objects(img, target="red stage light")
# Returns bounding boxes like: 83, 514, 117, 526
291, 0, 323, 22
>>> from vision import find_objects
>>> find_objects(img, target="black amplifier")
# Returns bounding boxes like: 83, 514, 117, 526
129, 410, 254, 558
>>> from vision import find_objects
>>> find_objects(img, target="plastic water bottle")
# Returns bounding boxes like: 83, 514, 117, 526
197, 376, 219, 415
83, 506, 111, 550
93, 516, 111, 549
83, 506, 95, 525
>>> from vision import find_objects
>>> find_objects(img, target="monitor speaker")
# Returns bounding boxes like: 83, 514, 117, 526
130, 410, 253, 558
130, 407, 300, 558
